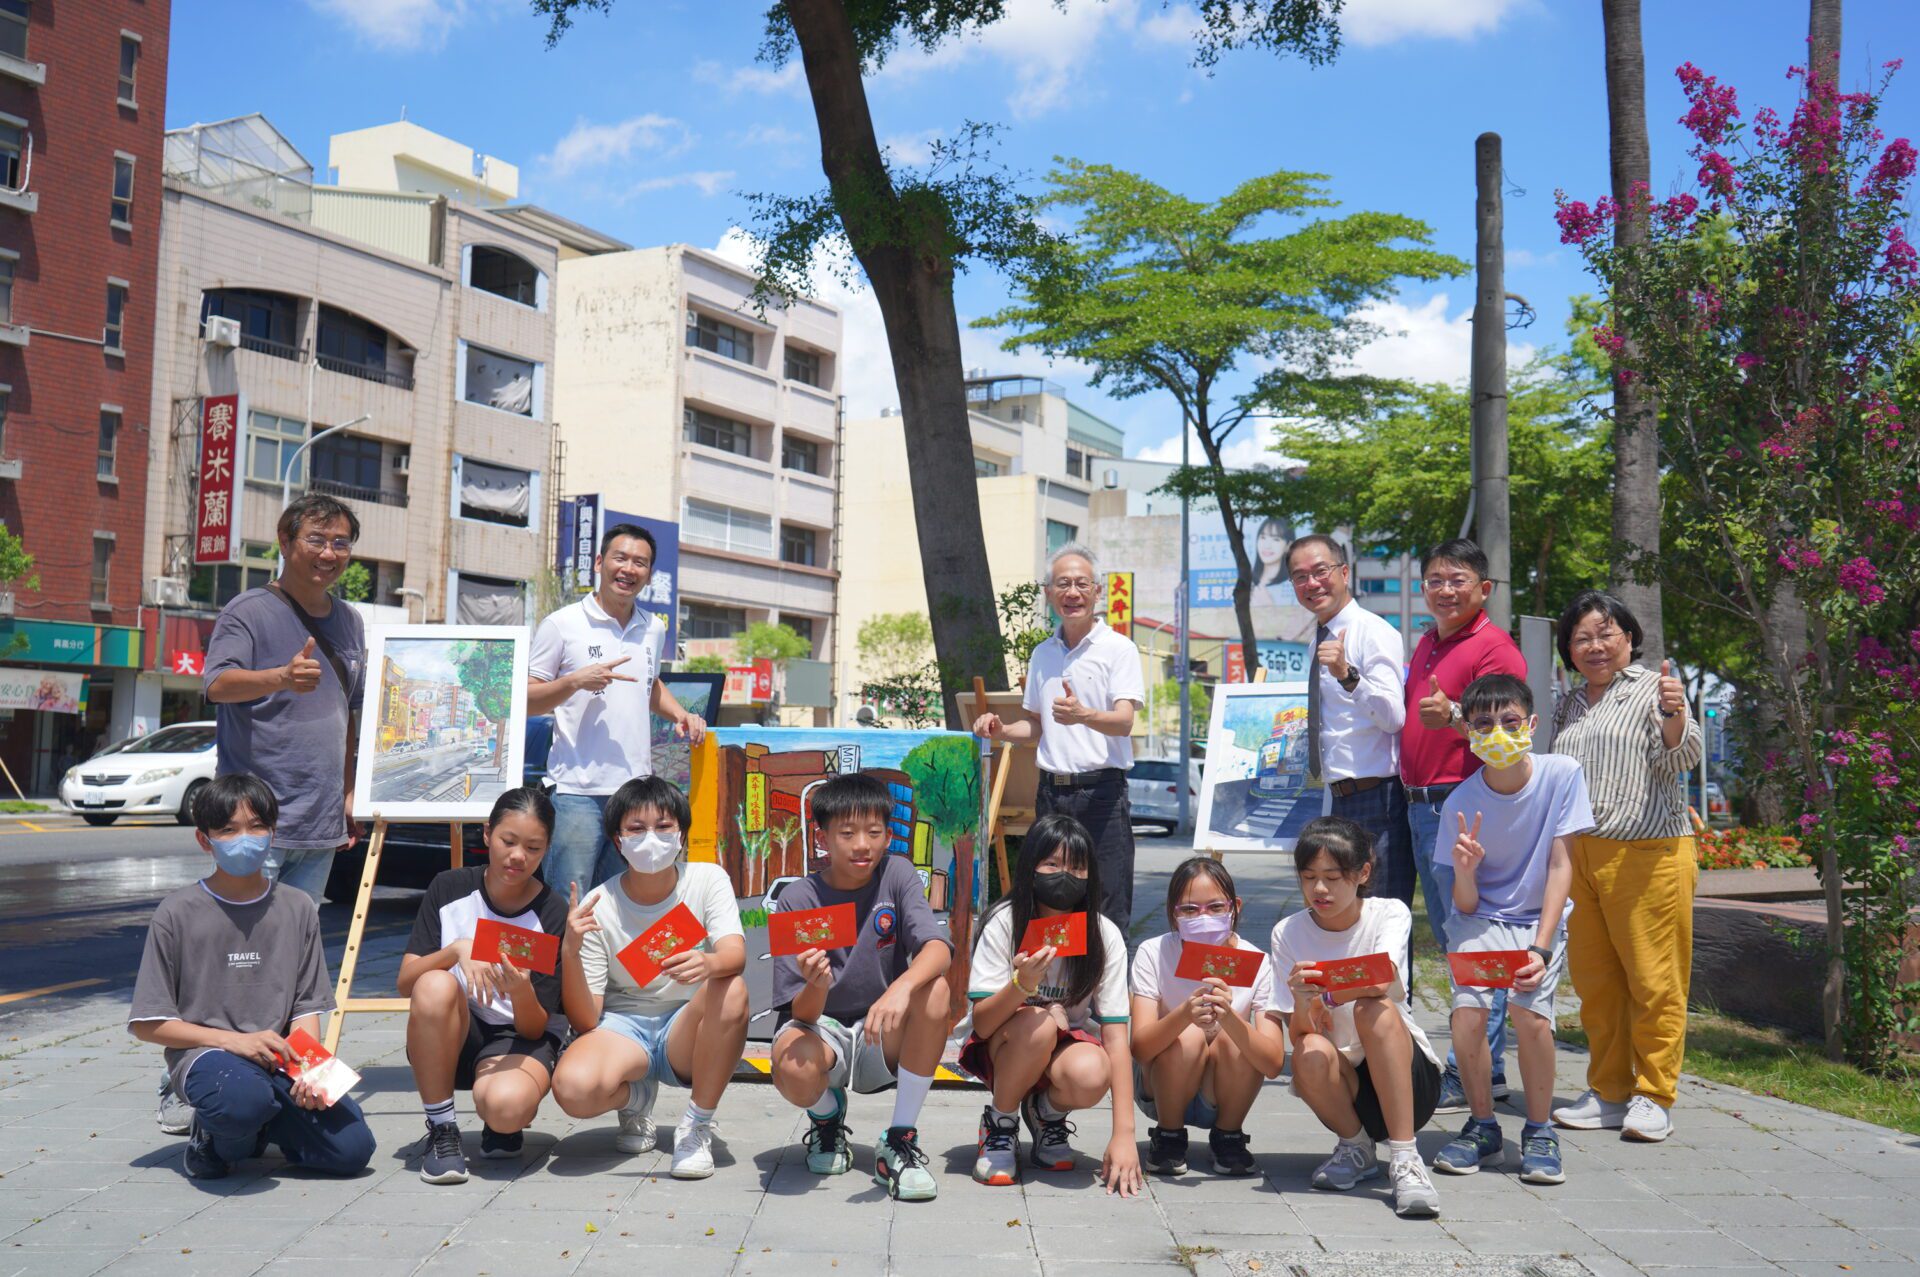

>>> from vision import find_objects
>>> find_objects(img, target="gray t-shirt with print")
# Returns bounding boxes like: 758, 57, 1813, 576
204, 587, 365, 849
128, 880, 336, 1097
770, 853, 950, 1025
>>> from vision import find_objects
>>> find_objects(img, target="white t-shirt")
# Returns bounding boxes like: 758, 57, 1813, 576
968, 905, 1131, 1031
1130, 931, 1274, 1022
1266, 897, 1439, 1068
1022, 620, 1146, 775
577, 862, 744, 1018
1312, 598, 1406, 784
527, 594, 665, 795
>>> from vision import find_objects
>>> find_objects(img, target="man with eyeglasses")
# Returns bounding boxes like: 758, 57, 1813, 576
1399, 537, 1527, 1113
972, 544, 1145, 929
1286, 534, 1413, 915
528, 522, 707, 896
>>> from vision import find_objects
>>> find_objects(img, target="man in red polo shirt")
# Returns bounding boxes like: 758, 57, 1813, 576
1401, 538, 1527, 1112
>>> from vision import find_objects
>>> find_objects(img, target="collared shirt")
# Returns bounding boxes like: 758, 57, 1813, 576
527, 594, 664, 795
1400, 609, 1527, 789
1551, 662, 1704, 840
1022, 620, 1146, 775
1313, 598, 1406, 781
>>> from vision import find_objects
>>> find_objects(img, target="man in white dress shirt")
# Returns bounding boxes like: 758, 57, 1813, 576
971, 545, 1145, 929
1289, 534, 1414, 915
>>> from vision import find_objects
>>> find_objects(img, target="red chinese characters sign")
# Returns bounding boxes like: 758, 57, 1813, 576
193, 395, 243, 565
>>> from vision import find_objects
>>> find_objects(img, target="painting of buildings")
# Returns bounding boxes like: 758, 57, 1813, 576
354, 626, 528, 820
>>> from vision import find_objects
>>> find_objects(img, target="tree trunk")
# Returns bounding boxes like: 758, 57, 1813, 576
1600, 0, 1665, 667
1190, 405, 1263, 673
1809, 0, 1842, 89
785, 0, 1006, 725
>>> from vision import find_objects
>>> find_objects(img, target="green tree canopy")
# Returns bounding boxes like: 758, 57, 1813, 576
449, 639, 514, 725
733, 621, 812, 665
901, 734, 980, 840
856, 612, 933, 684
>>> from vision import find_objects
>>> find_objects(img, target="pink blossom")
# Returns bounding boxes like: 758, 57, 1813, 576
1838, 556, 1886, 605
1555, 196, 1617, 245
1734, 352, 1763, 368
1862, 137, 1917, 197
1660, 193, 1700, 228
1697, 151, 1739, 197
1677, 62, 1742, 145
1826, 750, 1852, 767
1799, 812, 1822, 833
1879, 226, 1919, 285
1875, 772, 1900, 791
1590, 324, 1627, 355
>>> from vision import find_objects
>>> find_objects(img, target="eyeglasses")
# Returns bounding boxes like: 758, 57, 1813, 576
1288, 564, 1341, 588
1570, 627, 1625, 650
298, 534, 354, 554
1421, 575, 1477, 593
1050, 578, 1094, 593
1468, 714, 1530, 733
1172, 901, 1235, 920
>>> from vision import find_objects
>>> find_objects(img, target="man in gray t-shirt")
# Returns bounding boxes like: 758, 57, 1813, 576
203, 494, 366, 902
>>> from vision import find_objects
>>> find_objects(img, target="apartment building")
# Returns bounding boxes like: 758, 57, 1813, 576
136, 115, 559, 730
0, 0, 170, 790
837, 374, 1125, 721
550, 245, 844, 701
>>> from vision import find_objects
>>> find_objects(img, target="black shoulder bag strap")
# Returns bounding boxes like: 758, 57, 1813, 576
265, 581, 354, 698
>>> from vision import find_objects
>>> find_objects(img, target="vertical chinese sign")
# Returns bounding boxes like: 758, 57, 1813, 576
1105, 571, 1134, 638
194, 395, 244, 565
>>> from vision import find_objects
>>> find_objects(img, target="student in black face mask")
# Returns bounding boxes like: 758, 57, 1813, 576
961, 815, 1142, 1197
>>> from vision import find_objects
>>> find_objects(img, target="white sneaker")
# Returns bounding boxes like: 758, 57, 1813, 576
671, 1113, 716, 1179
614, 1075, 659, 1154
1390, 1153, 1441, 1218
1310, 1136, 1380, 1191
1622, 1095, 1673, 1142
1553, 1089, 1628, 1130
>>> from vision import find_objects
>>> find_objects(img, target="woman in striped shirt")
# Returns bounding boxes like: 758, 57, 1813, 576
1546, 591, 1702, 1144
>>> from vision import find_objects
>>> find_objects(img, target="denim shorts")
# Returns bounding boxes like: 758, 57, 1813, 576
597, 1006, 691, 1087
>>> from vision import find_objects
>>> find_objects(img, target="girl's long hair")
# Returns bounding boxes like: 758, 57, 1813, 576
980, 813, 1106, 1010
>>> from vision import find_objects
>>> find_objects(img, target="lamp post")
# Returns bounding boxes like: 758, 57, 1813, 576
281, 413, 371, 509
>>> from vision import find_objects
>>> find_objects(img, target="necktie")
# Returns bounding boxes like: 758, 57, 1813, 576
1307, 623, 1331, 782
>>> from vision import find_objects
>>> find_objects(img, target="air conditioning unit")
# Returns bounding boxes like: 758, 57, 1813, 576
0, 590, 13, 617
145, 576, 189, 608
391, 452, 411, 474
203, 315, 241, 348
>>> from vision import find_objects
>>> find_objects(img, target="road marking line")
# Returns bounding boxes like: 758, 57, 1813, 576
0, 978, 107, 1005
18, 822, 45, 833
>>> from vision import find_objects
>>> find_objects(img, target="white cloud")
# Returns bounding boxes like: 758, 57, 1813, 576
540, 114, 691, 178
1342, 292, 1536, 385
1503, 247, 1559, 269
1341, 0, 1527, 46
1138, 3, 1202, 45
307, 0, 499, 51
1133, 424, 1277, 471
692, 58, 804, 95
880, 129, 944, 167
740, 123, 811, 149
877, 0, 1146, 120
629, 171, 736, 198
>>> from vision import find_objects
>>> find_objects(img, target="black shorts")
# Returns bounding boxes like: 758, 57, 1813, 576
1352, 1050, 1442, 1142
453, 1016, 562, 1090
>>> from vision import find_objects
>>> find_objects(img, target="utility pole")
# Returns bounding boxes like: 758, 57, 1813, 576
1176, 421, 1193, 835
1471, 132, 1512, 630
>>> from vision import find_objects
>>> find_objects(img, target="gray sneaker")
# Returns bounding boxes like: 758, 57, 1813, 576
614, 1073, 659, 1154
1391, 1153, 1441, 1218
1310, 1135, 1380, 1190
157, 1082, 193, 1136
1622, 1095, 1673, 1142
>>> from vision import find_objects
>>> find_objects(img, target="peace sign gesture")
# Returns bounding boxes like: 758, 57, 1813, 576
1451, 811, 1486, 876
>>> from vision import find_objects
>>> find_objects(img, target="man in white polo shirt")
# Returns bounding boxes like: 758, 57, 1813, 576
972, 544, 1145, 929
528, 522, 707, 895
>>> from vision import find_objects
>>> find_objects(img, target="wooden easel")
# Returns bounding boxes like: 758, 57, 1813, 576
324, 817, 465, 1053
969, 676, 1035, 898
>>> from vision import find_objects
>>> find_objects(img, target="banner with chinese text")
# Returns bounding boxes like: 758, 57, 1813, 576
193, 395, 244, 566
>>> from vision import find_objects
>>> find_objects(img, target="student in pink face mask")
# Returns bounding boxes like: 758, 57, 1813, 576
1128, 858, 1283, 1178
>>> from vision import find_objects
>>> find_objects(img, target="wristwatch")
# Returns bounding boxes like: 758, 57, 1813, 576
1448, 701, 1464, 727
1337, 671, 1360, 692
1320, 990, 1337, 1009
1527, 944, 1553, 962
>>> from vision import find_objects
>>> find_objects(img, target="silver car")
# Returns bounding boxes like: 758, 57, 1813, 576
1129, 757, 1192, 835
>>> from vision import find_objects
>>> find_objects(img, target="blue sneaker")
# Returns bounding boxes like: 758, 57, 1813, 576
1431, 1117, 1503, 1175
1518, 1124, 1564, 1185
1435, 1068, 1509, 1114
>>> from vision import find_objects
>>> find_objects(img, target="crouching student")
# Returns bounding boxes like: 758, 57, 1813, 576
1271, 816, 1443, 1219
769, 772, 952, 1202
399, 785, 568, 1184
552, 776, 749, 1179
129, 774, 375, 1180
964, 814, 1143, 1197
1130, 856, 1284, 1178
1431, 674, 1589, 1185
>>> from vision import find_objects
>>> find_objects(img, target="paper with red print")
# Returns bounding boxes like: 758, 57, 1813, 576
615, 903, 708, 985
768, 901, 857, 957
281, 1029, 360, 1106
1017, 912, 1088, 959
1173, 941, 1262, 988
472, 917, 560, 976
1301, 951, 1396, 991
1448, 949, 1533, 989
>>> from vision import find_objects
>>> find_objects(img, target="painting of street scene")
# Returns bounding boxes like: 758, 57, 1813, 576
353, 625, 529, 821
1193, 683, 1320, 853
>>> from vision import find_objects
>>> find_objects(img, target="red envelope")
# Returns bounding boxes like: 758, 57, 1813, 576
472, 918, 560, 976
616, 903, 708, 986
768, 901, 858, 957
1448, 949, 1533, 989
281, 1028, 333, 1077
281, 1029, 360, 1106
1302, 951, 1397, 991
1173, 941, 1262, 988
1018, 912, 1088, 958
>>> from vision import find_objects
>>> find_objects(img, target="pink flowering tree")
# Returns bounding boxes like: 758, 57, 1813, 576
1558, 59, 1920, 1067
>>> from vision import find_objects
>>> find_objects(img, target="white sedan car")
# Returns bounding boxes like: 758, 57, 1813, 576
60, 721, 218, 827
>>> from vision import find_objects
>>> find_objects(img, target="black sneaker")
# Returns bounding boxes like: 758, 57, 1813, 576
419, 1119, 469, 1184
1145, 1125, 1188, 1176
1209, 1128, 1256, 1176
182, 1117, 228, 1180
479, 1125, 523, 1159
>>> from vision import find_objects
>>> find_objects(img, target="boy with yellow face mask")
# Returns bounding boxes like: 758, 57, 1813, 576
1430, 675, 1594, 1188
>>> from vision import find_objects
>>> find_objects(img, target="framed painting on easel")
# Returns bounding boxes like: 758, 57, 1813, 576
1192, 681, 1320, 853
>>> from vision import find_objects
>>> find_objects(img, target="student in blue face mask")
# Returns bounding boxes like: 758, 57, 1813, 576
128, 774, 376, 1181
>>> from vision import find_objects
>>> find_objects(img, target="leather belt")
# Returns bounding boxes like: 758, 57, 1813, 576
1041, 767, 1124, 788
1329, 775, 1392, 799
1405, 783, 1458, 806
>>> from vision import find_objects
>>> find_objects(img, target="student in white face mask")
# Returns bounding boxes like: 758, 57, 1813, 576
550, 776, 749, 1179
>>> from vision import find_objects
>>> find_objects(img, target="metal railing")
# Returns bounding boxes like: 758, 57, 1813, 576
316, 353, 415, 391
308, 477, 408, 508
240, 333, 305, 363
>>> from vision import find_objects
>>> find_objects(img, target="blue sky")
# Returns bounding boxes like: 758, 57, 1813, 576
169, 0, 1920, 465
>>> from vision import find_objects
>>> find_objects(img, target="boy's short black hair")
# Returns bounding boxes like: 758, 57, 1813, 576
194, 774, 279, 833
1420, 537, 1490, 581
1459, 673, 1533, 720
808, 771, 894, 829
602, 775, 691, 843
600, 521, 657, 561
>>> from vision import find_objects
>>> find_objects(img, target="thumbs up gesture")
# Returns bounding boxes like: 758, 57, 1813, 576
1051, 678, 1086, 726
1417, 674, 1455, 730
1656, 659, 1686, 718
283, 636, 322, 694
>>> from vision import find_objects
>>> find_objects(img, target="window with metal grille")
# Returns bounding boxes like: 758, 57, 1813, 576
781, 435, 819, 474
681, 602, 746, 640
784, 346, 820, 386
683, 406, 752, 456
686, 311, 755, 363
681, 498, 772, 557
780, 524, 817, 567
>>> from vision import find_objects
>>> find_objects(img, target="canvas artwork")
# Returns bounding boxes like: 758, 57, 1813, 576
1192, 682, 1320, 853
353, 625, 528, 820
648, 671, 724, 789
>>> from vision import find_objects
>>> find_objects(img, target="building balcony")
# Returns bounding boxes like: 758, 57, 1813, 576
308, 477, 408, 509
241, 334, 305, 363
782, 383, 837, 438
0, 52, 45, 88
682, 444, 775, 511
779, 471, 835, 528
684, 348, 777, 424
318, 353, 415, 391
